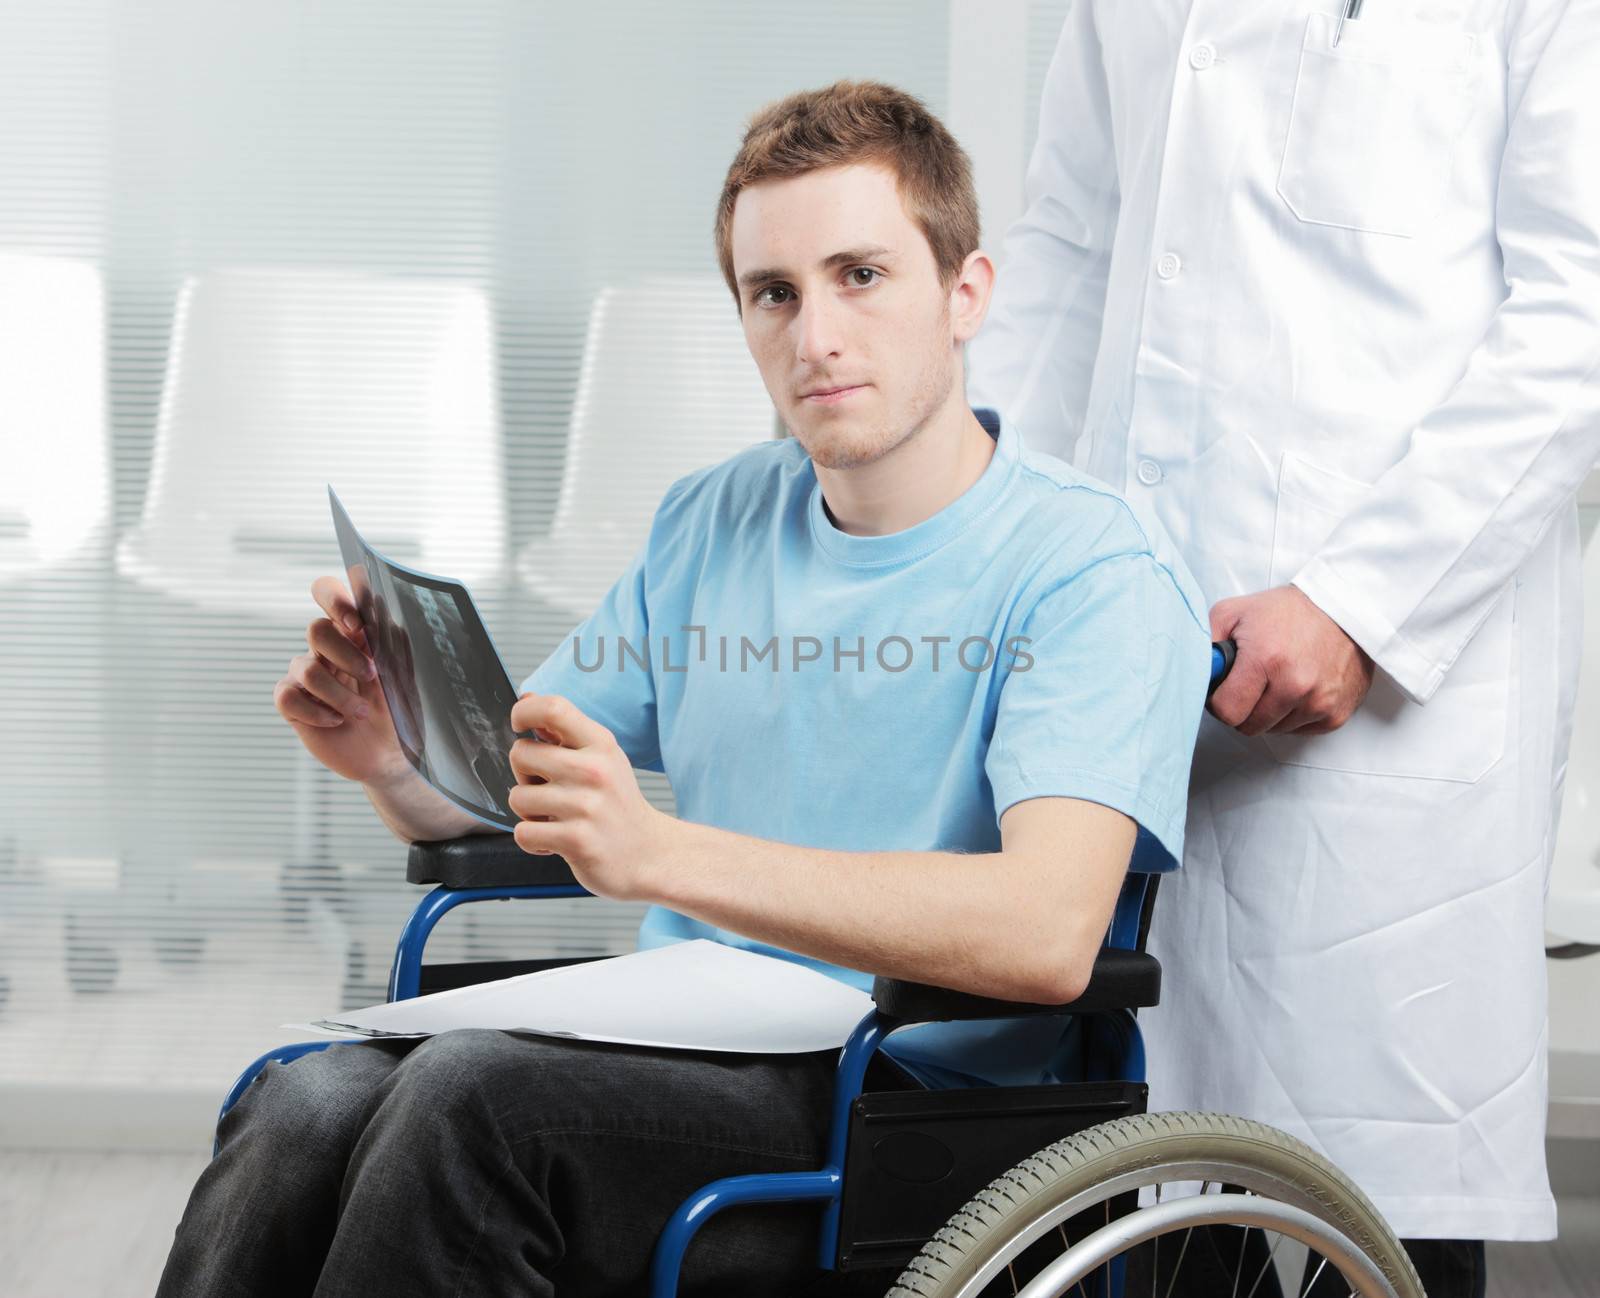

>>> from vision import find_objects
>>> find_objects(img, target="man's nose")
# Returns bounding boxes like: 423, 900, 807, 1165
793, 293, 844, 367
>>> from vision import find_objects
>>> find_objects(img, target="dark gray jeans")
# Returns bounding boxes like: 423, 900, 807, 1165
156, 1029, 916, 1298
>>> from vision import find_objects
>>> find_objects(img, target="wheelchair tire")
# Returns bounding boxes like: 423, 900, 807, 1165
887, 1111, 1423, 1298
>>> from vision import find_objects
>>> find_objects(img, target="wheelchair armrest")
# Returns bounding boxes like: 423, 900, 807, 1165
406, 833, 580, 889
870, 947, 1161, 1023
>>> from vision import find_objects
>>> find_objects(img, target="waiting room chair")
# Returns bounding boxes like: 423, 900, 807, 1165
516, 273, 775, 626
86, 266, 505, 995
0, 253, 110, 1011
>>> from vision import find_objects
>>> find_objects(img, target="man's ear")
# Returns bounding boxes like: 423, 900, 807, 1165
949, 247, 996, 345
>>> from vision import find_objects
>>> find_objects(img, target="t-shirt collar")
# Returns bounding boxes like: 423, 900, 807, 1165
807, 406, 1018, 568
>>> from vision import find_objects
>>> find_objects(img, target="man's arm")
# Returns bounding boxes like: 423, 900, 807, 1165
361, 760, 499, 844
1287, 0, 1600, 706
506, 693, 1136, 1006
649, 795, 1135, 1006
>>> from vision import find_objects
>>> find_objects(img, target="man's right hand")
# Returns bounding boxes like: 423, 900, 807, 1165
273, 576, 408, 787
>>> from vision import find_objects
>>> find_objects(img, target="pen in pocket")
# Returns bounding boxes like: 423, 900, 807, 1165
1333, 0, 1366, 48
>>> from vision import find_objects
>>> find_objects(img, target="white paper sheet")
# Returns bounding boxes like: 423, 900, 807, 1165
283, 939, 876, 1054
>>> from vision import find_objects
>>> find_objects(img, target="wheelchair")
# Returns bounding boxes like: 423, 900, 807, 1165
219, 643, 1424, 1297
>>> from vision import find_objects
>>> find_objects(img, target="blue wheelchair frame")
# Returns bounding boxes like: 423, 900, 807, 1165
219, 642, 1235, 1297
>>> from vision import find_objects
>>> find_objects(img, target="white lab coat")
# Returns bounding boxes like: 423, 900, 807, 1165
967, 0, 1600, 1240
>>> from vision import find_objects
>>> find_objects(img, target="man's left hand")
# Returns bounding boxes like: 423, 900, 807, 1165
1208, 585, 1375, 737
507, 693, 674, 900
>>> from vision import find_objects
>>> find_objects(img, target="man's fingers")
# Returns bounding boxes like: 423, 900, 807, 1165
309, 618, 375, 681
274, 677, 344, 728
1268, 704, 1318, 734
290, 651, 370, 720
1208, 597, 1243, 645
1237, 681, 1301, 737
510, 693, 612, 750
1206, 651, 1268, 728
507, 780, 589, 822
508, 737, 596, 785
513, 818, 570, 857
311, 576, 365, 639
315, 653, 370, 696
1285, 710, 1347, 736
1270, 698, 1352, 734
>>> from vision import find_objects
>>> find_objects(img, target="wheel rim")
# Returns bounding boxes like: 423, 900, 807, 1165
1007, 1193, 1398, 1298
926, 1161, 1404, 1298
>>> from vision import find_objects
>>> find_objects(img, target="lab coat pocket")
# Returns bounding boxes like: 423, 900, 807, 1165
1265, 451, 1512, 783
1277, 12, 1481, 238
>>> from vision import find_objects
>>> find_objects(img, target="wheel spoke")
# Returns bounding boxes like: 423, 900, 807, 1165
1151, 1183, 1161, 1297
1059, 1224, 1088, 1298
1243, 1228, 1285, 1298
1156, 1180, 1208, 1298
1297, 1254, 1329, 1298
1103, 1198, 1111, 1298
1160, 1226, 1196, 1298
1229, 1220, 1249, 1298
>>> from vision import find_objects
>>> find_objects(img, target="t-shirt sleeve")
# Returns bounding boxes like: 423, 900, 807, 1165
518, 536, 665, 774
983, 550, 1212, 871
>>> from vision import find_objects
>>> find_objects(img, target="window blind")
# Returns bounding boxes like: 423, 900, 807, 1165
0, 0, 951, 1139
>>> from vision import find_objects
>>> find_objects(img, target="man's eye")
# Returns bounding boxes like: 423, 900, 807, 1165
847, 267, 880, 287
754, 285, 793, 308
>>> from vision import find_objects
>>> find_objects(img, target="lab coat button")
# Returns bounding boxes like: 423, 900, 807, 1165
1156, 252, 1181, 280
1136, 459, 1163, 486
1189, 44, 1216, 70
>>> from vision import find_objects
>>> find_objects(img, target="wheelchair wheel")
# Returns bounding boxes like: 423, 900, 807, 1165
886, 1112, 1423, 1298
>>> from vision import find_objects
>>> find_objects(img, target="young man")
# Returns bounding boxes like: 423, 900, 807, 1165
160, 81, 1210, 1296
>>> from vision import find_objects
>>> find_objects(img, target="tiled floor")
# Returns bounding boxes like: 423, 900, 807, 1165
1, 1150, 1595, 1297
1486, 1199, 1600, 1298
1, 1151, 209, 1298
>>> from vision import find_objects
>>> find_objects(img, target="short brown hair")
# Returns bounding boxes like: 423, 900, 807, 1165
714, 80, 980, 304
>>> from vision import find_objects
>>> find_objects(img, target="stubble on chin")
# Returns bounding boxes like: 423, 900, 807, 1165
830, 379, 948, 472
788, 332, 956, 471
799, 417, 900, 471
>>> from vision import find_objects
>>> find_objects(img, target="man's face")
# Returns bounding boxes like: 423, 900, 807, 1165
729, 162, 960, 470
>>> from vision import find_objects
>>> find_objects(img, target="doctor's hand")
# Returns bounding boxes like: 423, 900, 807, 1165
1208, 585, 1375, 738
508, 693, 676, 901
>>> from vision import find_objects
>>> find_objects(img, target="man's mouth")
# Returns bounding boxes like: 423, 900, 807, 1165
800, 384, 868, 404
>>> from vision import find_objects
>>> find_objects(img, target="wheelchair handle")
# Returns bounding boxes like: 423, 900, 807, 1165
1208, 639, 1236, 697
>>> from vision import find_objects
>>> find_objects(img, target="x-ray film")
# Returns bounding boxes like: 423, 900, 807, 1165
329, 487, 521, 831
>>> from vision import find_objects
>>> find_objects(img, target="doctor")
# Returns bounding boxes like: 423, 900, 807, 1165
967, 0, 1600, 1289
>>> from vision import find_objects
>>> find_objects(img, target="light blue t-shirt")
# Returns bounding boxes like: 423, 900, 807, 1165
521, 407, 1211, 1088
